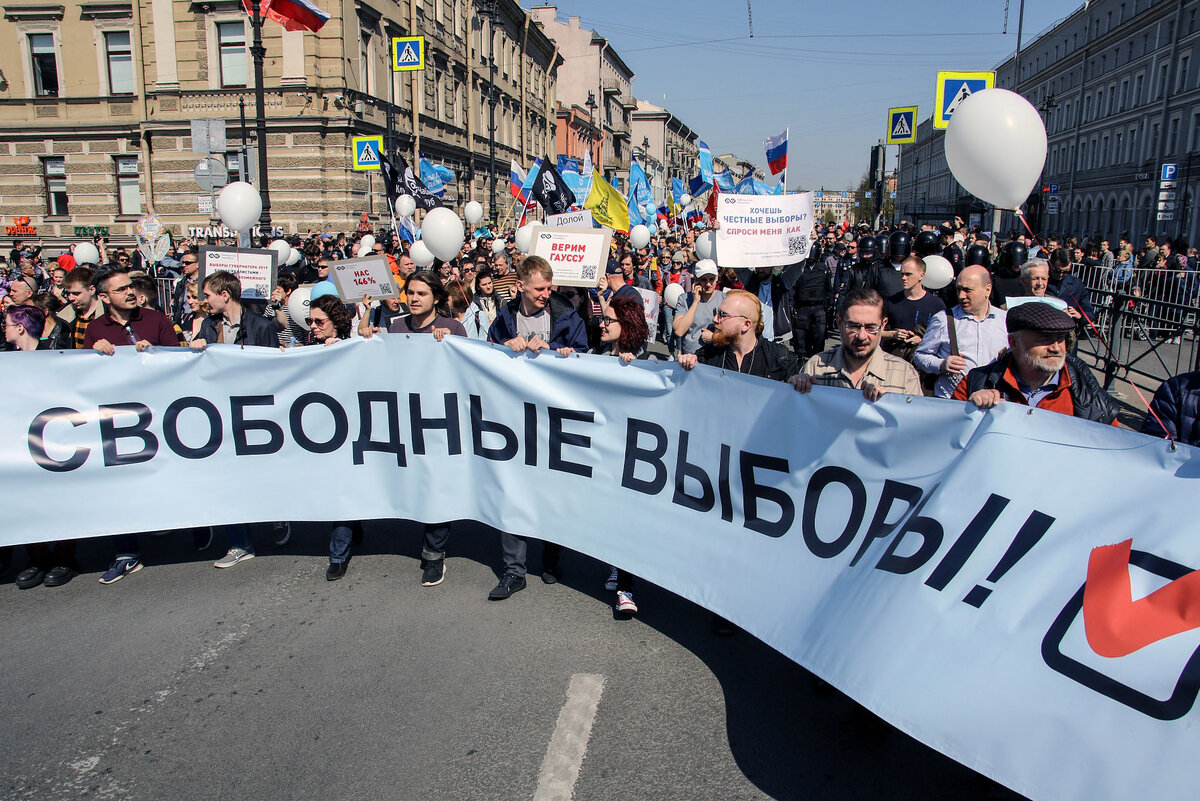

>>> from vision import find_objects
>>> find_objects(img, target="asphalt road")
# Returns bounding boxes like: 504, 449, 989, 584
0, 521, 1025, 801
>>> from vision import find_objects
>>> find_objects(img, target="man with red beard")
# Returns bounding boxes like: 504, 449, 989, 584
953, 302, 1118, 424
677, 289, 798, 381
790, 288, 922, 400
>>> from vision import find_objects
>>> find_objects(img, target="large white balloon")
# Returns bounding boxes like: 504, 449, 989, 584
922, 254, 955, 290
491, 238, 507, 254
515, 223, 539, 254
73, 242, 101, 265
663, 283, 684, 310
396, 195, 417, 218
679, 193, 692, 207
269, 239, 291, 264
216, 181, 262, 232
409, 240, 435, 267
944, 88, 1047, 211
694, 230, 717, 261
464, 200, 484, 226
359, 234, 376, 252
629, 225, 651, 250
287, 247, 301, 266
421, 207, 466, 262
287, 284, 313, 332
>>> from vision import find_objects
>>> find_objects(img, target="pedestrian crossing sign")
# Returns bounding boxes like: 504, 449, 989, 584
886, 106, 917, 144
352, 136, 383, 171
934, 71, 994, 128
392, 36, 425, 72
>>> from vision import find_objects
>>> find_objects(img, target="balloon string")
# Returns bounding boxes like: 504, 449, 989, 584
1014, 208, 1036, 239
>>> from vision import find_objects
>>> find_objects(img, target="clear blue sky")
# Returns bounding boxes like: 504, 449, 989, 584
524, 0, 1083, 190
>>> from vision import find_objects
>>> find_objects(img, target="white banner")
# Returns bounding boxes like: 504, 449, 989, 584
715, 192, 813, 268
529, 225, 612, 287
546, 209, 594, 228
329, 254, 399, 304
4, 338, 1200, 801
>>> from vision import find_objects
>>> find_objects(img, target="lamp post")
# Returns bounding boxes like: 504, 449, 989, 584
248, 0, 271, 229
483, 0, 499, 224
584, 91, 597, 171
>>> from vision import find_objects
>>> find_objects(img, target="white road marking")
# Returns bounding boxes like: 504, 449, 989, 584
532, 673, 605, 801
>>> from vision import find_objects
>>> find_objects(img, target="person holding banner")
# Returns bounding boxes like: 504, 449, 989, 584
677, 289, 798, 382
486, 256, 587, 600
913, 265, 1008, 399
190, 272, 280, 349
385, 270, 467, 340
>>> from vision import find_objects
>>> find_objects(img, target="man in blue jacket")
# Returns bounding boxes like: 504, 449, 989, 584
486, 255, 587, 599
192, 271, 282, 348
1143, 370, 1200, 445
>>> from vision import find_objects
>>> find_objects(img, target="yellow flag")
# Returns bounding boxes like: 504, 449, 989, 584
583, 169, 630, 232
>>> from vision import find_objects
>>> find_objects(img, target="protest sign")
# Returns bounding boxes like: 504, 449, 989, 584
3, 338, 1199, 801
635, 286, 659, 343
715, 192, 814, 268
329, 254, 398, 304
546, 209, 594, 228
530, 225, 612, 287
199, 247, 277, 301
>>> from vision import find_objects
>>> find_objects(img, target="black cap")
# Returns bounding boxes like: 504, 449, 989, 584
605, 260, 624, 275
1006, 302, 1075, 335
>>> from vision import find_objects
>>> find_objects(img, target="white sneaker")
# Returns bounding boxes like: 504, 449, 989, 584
605, 567, 619, 592
214, 547, 255, 568
616, 591, 638, 614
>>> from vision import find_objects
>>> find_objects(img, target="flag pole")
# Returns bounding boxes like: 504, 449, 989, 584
782, 126, 789, 193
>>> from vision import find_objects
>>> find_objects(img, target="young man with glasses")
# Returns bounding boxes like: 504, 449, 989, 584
790, 288, 922, 401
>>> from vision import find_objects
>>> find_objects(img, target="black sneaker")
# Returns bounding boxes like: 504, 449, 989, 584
488, 573, 526, 600
16, 565, 46, 590
541, 564, 562, 585
326, 561, 347, 581
43, 563, 79, 588
193, 527, 214, 551
421, 559, 445, 587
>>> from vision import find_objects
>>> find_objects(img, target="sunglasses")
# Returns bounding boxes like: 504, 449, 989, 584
305, 316, 331, 326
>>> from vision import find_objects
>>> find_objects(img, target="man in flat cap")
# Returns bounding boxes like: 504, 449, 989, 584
952, 301, 1118, 425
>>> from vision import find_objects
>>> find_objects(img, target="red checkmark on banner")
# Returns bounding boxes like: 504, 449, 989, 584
1083, 539, 1200, 658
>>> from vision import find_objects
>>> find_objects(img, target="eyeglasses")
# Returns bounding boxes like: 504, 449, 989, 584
305, 316, 331, 326
842, 322, 882, 334
712, 309, 748, 321
600, 315, 620, 326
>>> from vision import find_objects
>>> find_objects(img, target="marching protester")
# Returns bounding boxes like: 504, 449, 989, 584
791, 289, 922, 400
953, 302, 1118, 425
913, 265, 1009, 398
881, 256, 944, 360
486, 255, 587, 599
672, 259, 723, 356
677, 289, 798, 381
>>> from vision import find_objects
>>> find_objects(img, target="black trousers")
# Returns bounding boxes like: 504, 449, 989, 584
792, 304, 827, 361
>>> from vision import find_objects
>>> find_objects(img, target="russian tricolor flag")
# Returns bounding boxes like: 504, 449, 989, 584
509, 159, 527, 202
242, 0, 330, 33
764, 129, 787, 176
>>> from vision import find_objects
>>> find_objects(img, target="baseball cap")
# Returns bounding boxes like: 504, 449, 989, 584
695, 259, 718, 278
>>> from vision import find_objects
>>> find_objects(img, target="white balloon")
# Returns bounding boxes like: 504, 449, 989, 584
515, 223, 539, 254
694, 230, 717, 261
269, 239, 291, 263
464, 200, 484, 226
409, 240, 435, 267
944, 88, 1047, 211
922, 254, 954, 290
216, 181, 262, 232
658, 221, 669, 233
643, 202, 657, 218
491, 238, 507, 254
396, 194, 417, 218
73, 242, 100, 265
421, 207, 466, 262
287, 247, 301, 266
663, 283, 684, 310
287, 285, 313, 331
679, 193, 692, 207
629, 225, 651, 250
359, 234, 376, 252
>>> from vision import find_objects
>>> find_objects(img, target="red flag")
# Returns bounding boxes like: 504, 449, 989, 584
705, 185, 719, 221
242, 0, 330, 33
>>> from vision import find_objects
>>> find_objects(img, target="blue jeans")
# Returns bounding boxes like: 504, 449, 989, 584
329, 521, 448, 564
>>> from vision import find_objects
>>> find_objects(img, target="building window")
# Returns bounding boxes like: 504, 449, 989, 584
115, 156, 140, 215
359, 29, 374, 95
217, 21, 247, 88
1168, 117, 1180, 154
29, 33, 59, 96
1177, 55, 1190, 92
104, 30, 134, 95
43, 157, 68, 215
1158, 63, 1168, 99
1134, 74, 1143, 105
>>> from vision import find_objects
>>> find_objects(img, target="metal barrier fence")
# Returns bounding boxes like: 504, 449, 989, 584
1071, 262, 1200, 390
156, 277, 177, 317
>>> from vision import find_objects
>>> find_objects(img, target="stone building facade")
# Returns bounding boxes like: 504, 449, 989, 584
0, 0, 560, 246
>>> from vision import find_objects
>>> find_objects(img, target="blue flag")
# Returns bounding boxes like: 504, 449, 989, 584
698, 140, 713, 184
671, 177, 686, 206
628, 160, 654, 208
433, 163, 455, 184
714, 169, 737, 193
733, 173, 756, 194
688, 173, 712, 197
419, 156, 445, 196
557, 155, 580, 176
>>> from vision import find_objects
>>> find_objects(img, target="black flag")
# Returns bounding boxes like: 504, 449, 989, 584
531, 158, 577, 216
383, 152, 442, 212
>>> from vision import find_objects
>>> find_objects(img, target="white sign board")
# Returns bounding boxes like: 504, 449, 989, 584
546, 209, 594, 228
200, 246, 277, 301
198, 195, 213, 214
530, 226, 613, 287
715, 192, 814, 268
329, 254, 399, 304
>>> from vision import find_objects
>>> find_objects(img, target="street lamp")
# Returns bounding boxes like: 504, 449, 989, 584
584, 91, 597, 168
483, 0, 499, 224
248, 1, 271, 228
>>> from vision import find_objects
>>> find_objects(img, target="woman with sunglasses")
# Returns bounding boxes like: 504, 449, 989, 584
306, 294, 353, 345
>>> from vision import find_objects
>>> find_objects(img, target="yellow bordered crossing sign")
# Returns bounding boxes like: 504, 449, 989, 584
934, 71, 994, 129
392, 36, 425, 72
886, 106, 917, 144
352, 136, 383, 171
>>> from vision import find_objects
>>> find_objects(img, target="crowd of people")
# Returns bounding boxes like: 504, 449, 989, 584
3, 215, 1196, 616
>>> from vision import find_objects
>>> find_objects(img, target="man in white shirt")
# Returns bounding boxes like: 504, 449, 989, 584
914, 264, 1008, 398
